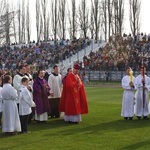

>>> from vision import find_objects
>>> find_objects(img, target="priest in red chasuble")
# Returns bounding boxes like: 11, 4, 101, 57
59, 63, 88, 123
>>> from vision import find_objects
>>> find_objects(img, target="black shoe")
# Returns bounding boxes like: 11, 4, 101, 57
129, 117, 133, 120
68, 121, 79, 124
124, 117, 128, 120
36, 120, 47, 123
5, 132, 17, 136
55, 115, 60, 118
28, 120, 31, 124
21, 131, 31, 134
143, 116, 148, 120
137, 116, 141, 120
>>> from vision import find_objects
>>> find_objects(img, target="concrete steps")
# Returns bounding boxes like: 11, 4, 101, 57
48, 40, 106, 74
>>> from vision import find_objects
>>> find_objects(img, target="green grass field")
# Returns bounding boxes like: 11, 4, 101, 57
0, 86, 150, 150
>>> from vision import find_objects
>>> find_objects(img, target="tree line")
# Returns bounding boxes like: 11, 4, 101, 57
0, 0, 141, 45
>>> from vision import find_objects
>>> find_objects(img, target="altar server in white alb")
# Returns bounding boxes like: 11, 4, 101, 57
25, 64, 34, 124
121, 67, 136, 120
48, 65, 62, 118
19, 77, 36, 133
134, 67, 150, 120
13, 65, 26, 108
1, 75, 21, 135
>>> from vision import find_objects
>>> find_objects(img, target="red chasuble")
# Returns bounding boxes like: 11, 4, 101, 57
59, 73, 88, 115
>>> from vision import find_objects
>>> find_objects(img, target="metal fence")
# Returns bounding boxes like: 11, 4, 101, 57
83, 70, 150, 81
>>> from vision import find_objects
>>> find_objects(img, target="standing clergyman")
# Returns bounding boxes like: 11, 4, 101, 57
121, 67, 135, 120
134, 67, 150, 119
59, 63, 88, 123
33, 69, 50, 122
48, 65, 62, 118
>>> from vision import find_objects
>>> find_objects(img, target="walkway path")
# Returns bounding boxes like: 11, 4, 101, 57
56, 40, 106, 73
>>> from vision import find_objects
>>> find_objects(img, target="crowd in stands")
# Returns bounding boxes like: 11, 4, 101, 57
1, 33, 150, 74
0, 38, 91, 74
83, 33, 150, 71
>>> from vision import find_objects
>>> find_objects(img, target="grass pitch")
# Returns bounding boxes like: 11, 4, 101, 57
0, 86, 150, 150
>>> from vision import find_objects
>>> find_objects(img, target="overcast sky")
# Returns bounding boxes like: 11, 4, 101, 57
124, 0, 150, 35
139, 0, 150, 34
28, 0, 150, 40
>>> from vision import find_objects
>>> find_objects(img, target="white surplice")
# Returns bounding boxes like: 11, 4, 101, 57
1, 83, 21, 132
19, 85, 35, 116
134, 75, 150, 117
48, 73, 62, 98
121, 75, 135, 117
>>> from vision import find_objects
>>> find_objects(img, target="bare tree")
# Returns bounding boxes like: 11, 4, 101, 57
39, 13, 44, 41
68, 0, 78, 39
113, 0, 124, 36
17, 0, 21, 43
58, 0, 67, 40
46, 12, 50, 41
89, 10, 94, 39
26, 0, 31, 43
5, 2, 10, 44
51, 0, 59, 40
0, 0, 7, 44
91, 0, 101, 41
11, 2, 17, 43
21, 0, 26, 43
40, 0, 49, 41
0, 0, 15, 45
78, 0, 89, 38
101, 0, 107, 41
36, 0, 42, 42
107, 0, 113, 39
129, 0, 141, 37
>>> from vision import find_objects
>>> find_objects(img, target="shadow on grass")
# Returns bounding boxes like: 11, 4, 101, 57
117, 139, 150, 150
28, 118, 74, 131
0, 119, 67, 138
43, 118, 150, 136
1, 118, 150, 138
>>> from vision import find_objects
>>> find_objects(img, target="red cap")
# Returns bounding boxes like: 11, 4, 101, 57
73, 64, 80, 70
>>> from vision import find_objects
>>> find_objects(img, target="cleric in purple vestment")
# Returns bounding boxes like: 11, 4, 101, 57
33, 69, 50, 122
